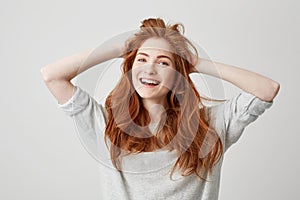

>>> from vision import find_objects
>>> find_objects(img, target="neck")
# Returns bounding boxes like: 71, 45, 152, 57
142, 99, 168, 123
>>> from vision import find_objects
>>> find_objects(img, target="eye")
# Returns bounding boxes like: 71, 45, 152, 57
158, 61, 170, 66
137, 58, 146, 62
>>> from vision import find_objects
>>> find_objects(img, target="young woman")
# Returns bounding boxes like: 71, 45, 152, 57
40, 18, 280, 200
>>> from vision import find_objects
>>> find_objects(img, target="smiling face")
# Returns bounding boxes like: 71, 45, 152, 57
131, 37, 176, 108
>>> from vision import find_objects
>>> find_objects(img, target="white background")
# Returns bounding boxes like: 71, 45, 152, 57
1, 0, 299, 199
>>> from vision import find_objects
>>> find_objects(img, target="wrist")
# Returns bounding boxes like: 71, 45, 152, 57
189, 54, 201, 73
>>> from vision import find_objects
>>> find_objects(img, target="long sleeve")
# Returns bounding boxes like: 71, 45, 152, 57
222, 91, 274, 151
57, 85, 108, 159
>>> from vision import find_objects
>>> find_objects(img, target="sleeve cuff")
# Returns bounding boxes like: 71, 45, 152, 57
240, 91, 274, 116
57, 86, 89, 117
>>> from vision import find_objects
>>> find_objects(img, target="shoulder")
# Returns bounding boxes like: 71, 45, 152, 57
57, 85, 108, 126
203, 91, 274, 151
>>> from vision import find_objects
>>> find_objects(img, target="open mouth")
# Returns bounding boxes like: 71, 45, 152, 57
139, 78, 161, 86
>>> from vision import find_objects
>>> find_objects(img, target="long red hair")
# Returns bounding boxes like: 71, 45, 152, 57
104, 18, 224, 181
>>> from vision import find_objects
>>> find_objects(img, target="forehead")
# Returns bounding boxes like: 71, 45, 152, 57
138, 38, 174, 56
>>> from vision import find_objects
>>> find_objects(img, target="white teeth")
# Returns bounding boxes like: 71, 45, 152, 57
140, 78, 160, 85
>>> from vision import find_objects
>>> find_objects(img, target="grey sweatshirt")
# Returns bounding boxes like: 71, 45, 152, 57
57, 85, 273, 200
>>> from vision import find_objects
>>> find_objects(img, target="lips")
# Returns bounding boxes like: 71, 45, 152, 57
139, 78, 161, 86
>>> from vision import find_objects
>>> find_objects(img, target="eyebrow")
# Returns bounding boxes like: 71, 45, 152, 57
137, 52, 173, 61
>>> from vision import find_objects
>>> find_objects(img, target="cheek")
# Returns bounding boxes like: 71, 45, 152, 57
161, 71, 176, 89
131, 67, 139, 78
131, 68, 140, 86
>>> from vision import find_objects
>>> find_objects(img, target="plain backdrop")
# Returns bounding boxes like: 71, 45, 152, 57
1, 0, 299, 199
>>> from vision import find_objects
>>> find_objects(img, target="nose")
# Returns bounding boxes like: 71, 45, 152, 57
143, 62, 157, 75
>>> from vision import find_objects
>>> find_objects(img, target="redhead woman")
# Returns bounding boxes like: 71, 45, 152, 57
40, 18, 280, 200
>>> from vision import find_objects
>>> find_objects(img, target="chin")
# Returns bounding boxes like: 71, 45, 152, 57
137, 92, 156, 99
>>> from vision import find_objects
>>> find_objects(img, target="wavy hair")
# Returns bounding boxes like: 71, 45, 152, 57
104, 18, 224, 181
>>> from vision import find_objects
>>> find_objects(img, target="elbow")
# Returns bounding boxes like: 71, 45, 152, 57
40, 65, 74, 82
40, 67, 48, 81
263, 80, 280, 102
40, 66, 51, 82
40, 66, 63, 82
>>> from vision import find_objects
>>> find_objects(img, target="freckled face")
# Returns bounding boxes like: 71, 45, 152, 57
131, 38, 176, 102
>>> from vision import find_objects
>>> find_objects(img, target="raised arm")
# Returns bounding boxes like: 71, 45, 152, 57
40, 37, 126, 104
192, 58, 280, 102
